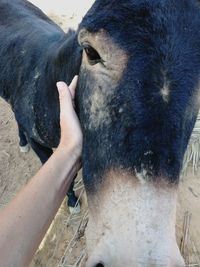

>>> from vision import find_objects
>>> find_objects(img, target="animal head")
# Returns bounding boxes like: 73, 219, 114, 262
75, 0, 200, 266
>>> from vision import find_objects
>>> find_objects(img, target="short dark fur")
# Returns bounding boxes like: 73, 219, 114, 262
77, 0, 200, 192
1, 0, 200, 196
0, 0, 82, 147
0, 0, 82, 206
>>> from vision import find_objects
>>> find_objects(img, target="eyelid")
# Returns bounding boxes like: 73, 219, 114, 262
83, 46, 105, 66
84, 45, 101, 59
88, 57, 105, 66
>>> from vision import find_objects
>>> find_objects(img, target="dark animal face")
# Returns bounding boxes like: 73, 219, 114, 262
76, 0, 200, 266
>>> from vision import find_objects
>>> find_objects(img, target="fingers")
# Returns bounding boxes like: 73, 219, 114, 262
68, 75, 78, 99
56, 77, 82, 152
56, 82, 73, 112
57, 75, 78, 102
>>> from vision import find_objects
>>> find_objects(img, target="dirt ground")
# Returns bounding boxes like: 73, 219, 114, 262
0, 3, 200, 267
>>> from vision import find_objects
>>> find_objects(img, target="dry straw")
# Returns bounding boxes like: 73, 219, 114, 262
182, 111, 200, 176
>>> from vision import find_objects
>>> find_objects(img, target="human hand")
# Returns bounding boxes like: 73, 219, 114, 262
56, 76, 82, 157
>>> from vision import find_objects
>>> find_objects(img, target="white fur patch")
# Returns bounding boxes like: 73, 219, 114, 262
34, 69, 41, 80
19, 144, 30, 153
32, 124, 44, 144
161, 84, 170, 102
21, 49, 26, 55
86, 171, 183, 267
160, 72, 170, 103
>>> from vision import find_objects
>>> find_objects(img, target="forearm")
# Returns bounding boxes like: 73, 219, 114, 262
0, 146, 80, 267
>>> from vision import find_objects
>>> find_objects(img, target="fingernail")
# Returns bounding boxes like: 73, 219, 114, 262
57, 82, 67, 91
72, 75, 78, 82
57, 81, 63, 87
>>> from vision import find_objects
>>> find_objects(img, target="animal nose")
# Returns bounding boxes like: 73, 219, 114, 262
88, 259, 185, 267
86, 248, 185, 267
87, 262, 105, 267
94, 263, 105, 267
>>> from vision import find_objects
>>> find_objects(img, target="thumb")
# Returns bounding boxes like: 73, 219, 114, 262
68, 75, 78, 99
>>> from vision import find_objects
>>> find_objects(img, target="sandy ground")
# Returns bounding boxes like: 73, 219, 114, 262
0, 1, 200, 266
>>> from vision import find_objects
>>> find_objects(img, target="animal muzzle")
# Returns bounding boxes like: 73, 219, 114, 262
85, 171, 185, 267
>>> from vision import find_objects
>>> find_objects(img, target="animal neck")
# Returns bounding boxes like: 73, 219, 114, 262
32, 31, 82, 148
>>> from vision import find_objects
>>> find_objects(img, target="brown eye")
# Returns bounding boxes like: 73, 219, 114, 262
84, 46, 102, 65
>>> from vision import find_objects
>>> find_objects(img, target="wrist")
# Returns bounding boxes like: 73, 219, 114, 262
53, 144, 82, 187
57, 141, 82, 162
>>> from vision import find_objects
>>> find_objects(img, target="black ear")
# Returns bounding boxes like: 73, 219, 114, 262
65, 28, 77, 39
195, 0, 200, 8
53, 30, 83, 83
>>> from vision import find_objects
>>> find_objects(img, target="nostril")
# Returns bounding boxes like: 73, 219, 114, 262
95, 263, 105, 267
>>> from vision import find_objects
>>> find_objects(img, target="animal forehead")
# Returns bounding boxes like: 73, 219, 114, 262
78, 28, 110, 44
79, 0, 199, 45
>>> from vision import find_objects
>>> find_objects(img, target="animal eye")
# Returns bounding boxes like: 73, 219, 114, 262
84, 46, 102, 65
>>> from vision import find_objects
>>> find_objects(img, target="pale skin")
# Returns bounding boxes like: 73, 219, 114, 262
0, 76, 82, 267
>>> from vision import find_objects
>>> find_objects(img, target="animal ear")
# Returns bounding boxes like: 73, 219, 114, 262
53, 30, 82, 81
196, 0, 200, 7
55, 30, 79, 63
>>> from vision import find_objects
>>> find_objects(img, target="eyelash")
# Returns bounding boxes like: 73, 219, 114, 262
84, 46, 104, 65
